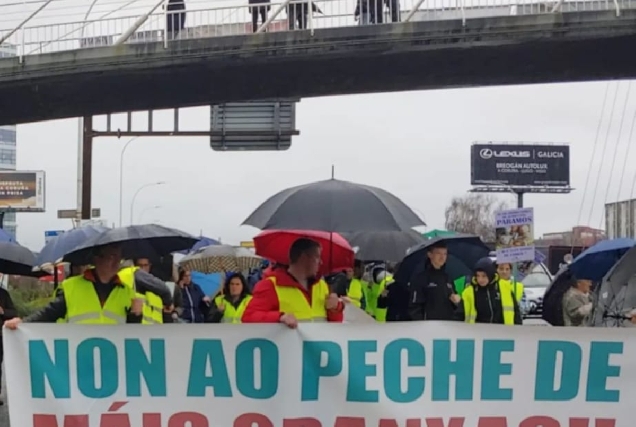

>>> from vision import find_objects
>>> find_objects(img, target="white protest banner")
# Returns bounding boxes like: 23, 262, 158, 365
4, 322, 632, 427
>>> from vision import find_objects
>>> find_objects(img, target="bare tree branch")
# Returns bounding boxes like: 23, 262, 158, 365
444, 194, 510, 242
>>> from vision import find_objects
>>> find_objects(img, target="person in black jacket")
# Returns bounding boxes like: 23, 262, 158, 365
455, 258, 522, 325
377, 262, 410, 321
407, 241, 460, 321
0, 287, 17, 404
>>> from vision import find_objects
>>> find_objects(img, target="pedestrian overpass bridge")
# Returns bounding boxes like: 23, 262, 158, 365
0, 0, 635, 125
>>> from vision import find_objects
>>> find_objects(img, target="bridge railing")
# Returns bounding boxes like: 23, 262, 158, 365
0, 0, 633, 61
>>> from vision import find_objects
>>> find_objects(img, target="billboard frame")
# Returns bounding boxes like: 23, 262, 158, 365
470, 142, 571, 188
469, 142, 572, 208
0, 170, 46, 213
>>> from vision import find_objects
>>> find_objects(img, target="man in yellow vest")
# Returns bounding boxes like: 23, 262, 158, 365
373, 268, 393, 322
242, 238, 344, 327
212, 273, 252, 323
118, 260, 173, 325
496, 262, 525, 304
344, 260, 366, 309
458, 258, 522, 325
6, 244, 143, 327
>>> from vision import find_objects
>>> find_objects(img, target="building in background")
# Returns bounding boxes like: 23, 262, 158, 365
605, 199, 636, 240
0, 44, 17, 239
537, 226, 606, 247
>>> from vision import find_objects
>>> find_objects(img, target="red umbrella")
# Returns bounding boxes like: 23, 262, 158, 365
253, 230, 355, 275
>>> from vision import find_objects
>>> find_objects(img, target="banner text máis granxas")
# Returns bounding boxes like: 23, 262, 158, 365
3, 323, 630, 427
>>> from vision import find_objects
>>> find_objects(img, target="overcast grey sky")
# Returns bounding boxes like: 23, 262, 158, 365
13, 80, 636, 250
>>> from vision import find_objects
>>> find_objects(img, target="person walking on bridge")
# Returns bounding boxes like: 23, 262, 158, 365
242, 238, 344, 327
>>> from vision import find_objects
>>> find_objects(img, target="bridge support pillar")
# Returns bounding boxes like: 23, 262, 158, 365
81, 116, 93, 220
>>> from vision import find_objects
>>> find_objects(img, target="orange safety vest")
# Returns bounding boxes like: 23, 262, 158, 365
268, 277, 329, 322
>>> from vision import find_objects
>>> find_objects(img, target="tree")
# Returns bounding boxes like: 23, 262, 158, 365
444, 194, 510, 242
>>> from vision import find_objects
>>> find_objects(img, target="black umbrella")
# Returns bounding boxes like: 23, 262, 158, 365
62, 224, 198, 265
0, 241, 44, 276
243, 178, 425, 232
541, 267, 573, 326
342, 230, 425, 262
396, 235, 490, 284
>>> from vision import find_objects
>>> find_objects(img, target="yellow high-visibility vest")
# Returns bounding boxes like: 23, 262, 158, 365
63, 274, 134, 324
462, 281, 515, 325
347, 278, 364, 308
499, 278, 525, 303
268, 277, 329, 322
374, 274, 393, 323
118, 266, 164, 324
214, 294, 253, 323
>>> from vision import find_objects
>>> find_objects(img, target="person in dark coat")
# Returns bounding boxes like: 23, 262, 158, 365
407, 241, 460, 321
249, 0, 271, 33
377, 262, 410, 321
176, 267, 210, 323
166, 0, 186, 38
0, 287, 17, 404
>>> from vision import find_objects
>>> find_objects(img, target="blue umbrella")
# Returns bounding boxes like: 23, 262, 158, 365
35, 224, 109, 268
176, 236, 220, 254
570, 238, 635, 281
0, 228, 15, 243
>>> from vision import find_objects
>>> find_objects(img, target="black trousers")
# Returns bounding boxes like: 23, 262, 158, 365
251, 7, 268, 32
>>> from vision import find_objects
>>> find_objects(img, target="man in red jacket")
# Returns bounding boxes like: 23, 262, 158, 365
242, 238, 344, 327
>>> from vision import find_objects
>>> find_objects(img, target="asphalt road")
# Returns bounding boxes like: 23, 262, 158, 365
0, 318, 549, 427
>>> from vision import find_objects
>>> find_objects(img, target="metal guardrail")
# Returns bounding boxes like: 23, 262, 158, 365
0, 0, 633, 62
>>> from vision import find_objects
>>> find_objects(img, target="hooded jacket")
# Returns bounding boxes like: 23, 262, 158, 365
456, 258, 522, 324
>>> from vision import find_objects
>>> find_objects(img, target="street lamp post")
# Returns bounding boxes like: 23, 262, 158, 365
118, 136, 140, 227
130, 182, 165, 225
138, 205, 162, 224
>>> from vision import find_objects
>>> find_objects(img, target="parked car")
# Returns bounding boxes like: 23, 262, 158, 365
521, 264, 552, 316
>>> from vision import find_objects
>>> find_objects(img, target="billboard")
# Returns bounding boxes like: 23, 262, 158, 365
471, 143, 570, 187
0, 171, 45, 212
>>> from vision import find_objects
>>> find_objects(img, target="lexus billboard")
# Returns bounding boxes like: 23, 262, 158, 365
471, 143, 570, 187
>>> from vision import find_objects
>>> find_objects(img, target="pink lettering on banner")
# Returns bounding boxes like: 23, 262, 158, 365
234, 413, 274, 427
284, 418, 322, 427
100, 401, 131, 427
568, 419, 616, 427
33, 414, 89, 427
168, 412, 209, 427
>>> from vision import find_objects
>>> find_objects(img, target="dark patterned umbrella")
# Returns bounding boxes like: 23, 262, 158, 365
180, 245, 262, 273
243, 178, 425, 232
62, 224, 198, 265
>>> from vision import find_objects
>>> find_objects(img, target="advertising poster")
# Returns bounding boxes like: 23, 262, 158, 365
0, 171, 45, 212
495, 207, 535, 263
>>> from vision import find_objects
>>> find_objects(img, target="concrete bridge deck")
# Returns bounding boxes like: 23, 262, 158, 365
1, 8, 636, 125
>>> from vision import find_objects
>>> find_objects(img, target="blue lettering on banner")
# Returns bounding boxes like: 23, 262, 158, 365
384, 339, 426, 403
431, 339, 475, 401
29, 338, 166, 399
586, 341, 622, 402
534, 341, 623, 402
481, 339, 514, 400
30, 340, 71, 399
347, 340, 378, 402
235, 339, 279, 399
187, 339, 232, 397
301, 341, 342, 401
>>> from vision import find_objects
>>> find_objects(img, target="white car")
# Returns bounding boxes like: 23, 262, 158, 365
520, 264, 553, 316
